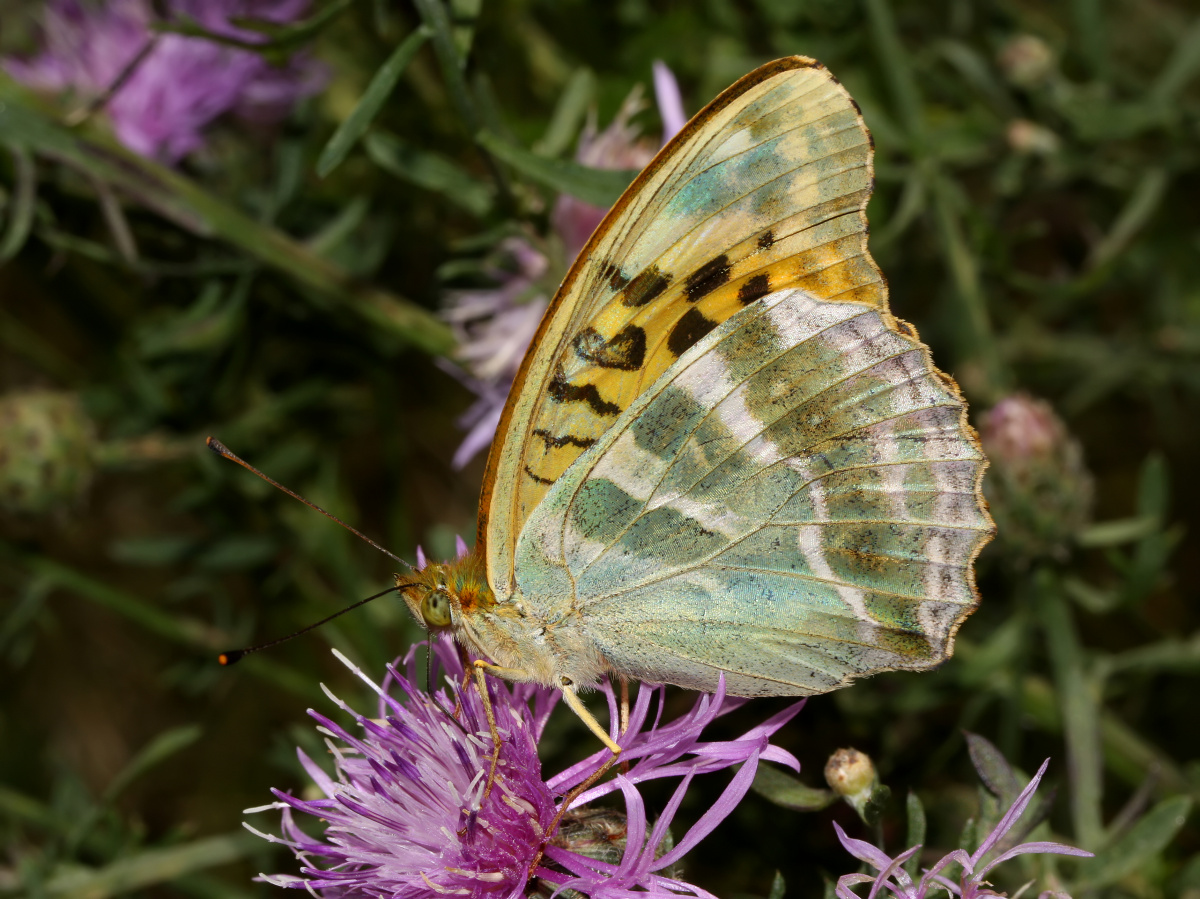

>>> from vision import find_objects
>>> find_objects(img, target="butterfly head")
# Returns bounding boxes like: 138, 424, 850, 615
396, 551, 493, 633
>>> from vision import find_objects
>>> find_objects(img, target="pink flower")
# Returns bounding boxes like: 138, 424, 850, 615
248, 638, 803, 898
447, 63, 685, 468
834, 759, 1092, 899
5, 0, 326, 163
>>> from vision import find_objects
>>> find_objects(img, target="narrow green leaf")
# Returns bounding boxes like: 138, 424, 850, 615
151, 0, 352, 57
43, 833, 259, 899
364, 131, 493, 216
0, 78, 454, 354
767, 870, 786, 899
904, 791, 926, 880
1076, 516, 1158, 547
536, 68, 596, 157
103, 725, 203, 803
1078, 796, 1192, 888
965, 731, 1022, 804
317, 27, 431, 178
1137, 453, 1170, 521
449, 0, 481, 58
476, 129, 637, 207
1071, 0, 1111, 82
1087, 168, 1168, 271
750, 764, 836, 812
1150, 19, 1200, 104
0, 143, 36, 262
864, 0, 925, 145
306, 196, 372, 256
1038, 571, 1104, 849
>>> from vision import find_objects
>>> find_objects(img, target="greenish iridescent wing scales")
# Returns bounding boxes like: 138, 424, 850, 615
482, 57, 888, 595
513, 289, 991, 696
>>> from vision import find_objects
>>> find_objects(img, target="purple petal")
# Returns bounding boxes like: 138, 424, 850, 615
978, 840, 1094, 876
653, 60, 687, 142
969, 758, 1050, 865
833, 821, 901, 871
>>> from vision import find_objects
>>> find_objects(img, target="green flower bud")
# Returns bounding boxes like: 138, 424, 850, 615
0, 389, 96, 515
825, 748, 889, 825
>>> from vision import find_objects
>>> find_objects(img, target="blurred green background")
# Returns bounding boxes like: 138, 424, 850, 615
2, 0, 1200, 895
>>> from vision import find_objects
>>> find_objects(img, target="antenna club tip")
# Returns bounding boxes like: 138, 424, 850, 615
218, 650, 244, 666
206, 436, 228, 454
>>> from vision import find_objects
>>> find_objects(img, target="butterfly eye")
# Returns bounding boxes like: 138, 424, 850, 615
422, 591, 452, 628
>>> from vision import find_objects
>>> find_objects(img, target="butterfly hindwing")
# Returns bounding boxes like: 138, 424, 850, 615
482, 57, 889, 595
513, 289, 991, 695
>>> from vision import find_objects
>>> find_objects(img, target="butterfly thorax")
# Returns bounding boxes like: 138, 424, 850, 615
397, 549, 608, 689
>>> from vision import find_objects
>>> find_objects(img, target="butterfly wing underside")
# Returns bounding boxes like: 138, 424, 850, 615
512, 288, 992, 695
481, 57, 893, 596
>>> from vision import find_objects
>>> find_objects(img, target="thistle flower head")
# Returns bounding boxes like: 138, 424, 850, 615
250, 638, 802, 898
5, 0, 326, 163
979, 393, 1092, 562
834, 759, 1092, 899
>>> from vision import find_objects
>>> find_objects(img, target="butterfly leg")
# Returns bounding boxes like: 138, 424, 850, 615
469, 659, 509, 800
526, 680, 622, 882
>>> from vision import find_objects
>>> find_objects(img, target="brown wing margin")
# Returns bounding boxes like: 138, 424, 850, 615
475, 56, 833, 556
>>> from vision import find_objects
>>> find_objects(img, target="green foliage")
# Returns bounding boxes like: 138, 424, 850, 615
2, 0, 1200, 896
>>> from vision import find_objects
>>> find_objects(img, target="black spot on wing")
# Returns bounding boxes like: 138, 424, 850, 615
532, 429, 597, 449
685, 255, 731, 302
599, 260, 629, 290
548, 369, 622, 415
757, 230, 775, 250
573, 324, 647, 371
895, 320, 916, 338
622, 265, 672, 307
667, 307, 718, 357
738, 273, 771, 305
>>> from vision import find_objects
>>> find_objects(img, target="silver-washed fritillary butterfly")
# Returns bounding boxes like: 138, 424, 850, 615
401, 56, 994, 750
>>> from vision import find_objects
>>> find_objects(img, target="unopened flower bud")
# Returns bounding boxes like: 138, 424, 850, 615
998, 34, 1055, 88
980, 393, 1092, 562
1006, 119, 1060, 155
0, 389, 95, 514
825, 748, 876, 798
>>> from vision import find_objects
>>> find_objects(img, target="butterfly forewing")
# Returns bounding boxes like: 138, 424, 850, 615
513, 289, 991, 695
481, 57, 892, 595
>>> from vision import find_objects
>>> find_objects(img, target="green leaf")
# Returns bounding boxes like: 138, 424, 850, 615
103, 726, 202, 803
476, 129, 638, 207
0, 78, 454, 354
750, 764, 836, 812
1076, 516, 1158, 547
904, 791, 926, 879
767, 870, 786, 899
1078, 796, 1192, 888
365, 131, 493, 217
43, 833, 259, 899
1137, 453, 1170, 522
535, 67, 596, 157
0, 143, 36, 262
965, 731, 1021, 805
317, 27, 432, 178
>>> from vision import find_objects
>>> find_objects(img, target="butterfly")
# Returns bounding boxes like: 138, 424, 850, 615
401, 56, 994, 752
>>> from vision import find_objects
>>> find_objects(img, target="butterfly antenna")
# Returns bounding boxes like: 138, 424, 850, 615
218, 584, 418, 665
206, 437, 412, 569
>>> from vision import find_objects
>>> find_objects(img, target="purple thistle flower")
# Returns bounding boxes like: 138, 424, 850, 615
445, 63, 686, 469
5, 0, 326, 163
833, 759, 1092, 899
247, 638, 802, 898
